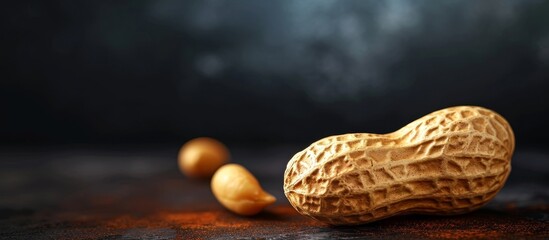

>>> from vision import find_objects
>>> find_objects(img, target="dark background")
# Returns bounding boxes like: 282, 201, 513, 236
2, 0, 549, 147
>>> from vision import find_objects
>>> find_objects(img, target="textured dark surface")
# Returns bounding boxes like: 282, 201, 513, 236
0, 145, 548, 239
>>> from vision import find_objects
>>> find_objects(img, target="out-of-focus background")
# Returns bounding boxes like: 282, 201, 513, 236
2, 0, 549, 147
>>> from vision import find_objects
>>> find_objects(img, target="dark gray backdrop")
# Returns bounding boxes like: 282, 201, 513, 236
2, 0, 549, 146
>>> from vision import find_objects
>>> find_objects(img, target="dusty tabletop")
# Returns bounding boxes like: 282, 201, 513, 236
0, 145, 548, 239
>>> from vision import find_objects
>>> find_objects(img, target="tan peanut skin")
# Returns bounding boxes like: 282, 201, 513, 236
284, 106, 515, 225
